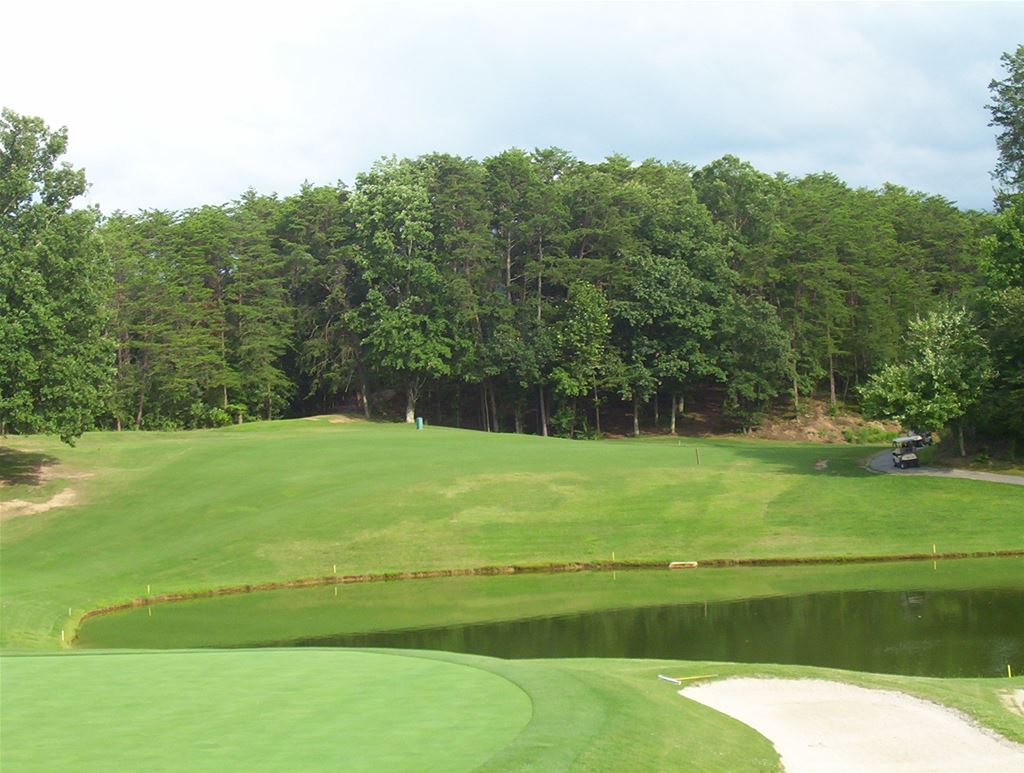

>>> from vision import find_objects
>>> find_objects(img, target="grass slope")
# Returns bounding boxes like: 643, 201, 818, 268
3, 418, 1023, 648
3, 648, 1020, 771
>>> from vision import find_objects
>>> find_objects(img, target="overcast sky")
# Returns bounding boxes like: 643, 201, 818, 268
3, 1, 1021, 213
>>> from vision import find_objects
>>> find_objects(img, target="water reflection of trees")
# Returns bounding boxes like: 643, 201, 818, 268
310, 589, 1024, 678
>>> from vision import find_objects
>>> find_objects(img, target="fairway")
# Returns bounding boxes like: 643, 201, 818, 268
2, 419, 1023, 649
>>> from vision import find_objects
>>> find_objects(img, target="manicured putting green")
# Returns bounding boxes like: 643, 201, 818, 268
0, 649, 532, 772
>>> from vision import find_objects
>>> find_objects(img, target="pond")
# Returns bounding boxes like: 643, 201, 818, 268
76, 558, 1024, 677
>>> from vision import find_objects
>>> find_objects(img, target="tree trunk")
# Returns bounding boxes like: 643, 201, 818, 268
958, 418, 966, 457
221, 331, 229, 408
633, 394, 640, 437
536, 241, 544, 321
514, 405, 523, 434
405, 383, 417, 424
134, 392, 145, 430
828, 353, 837, 406
455, 384, 462, 428
480, 384, 489, 431
653, 392, 659, 427
539, 385, 548, 437
792, 374, 800, 411
593, 380, 601, 435
359, 368, 372, 419
505, 238, 513, 303
488, 381, 500, 433
115, 416, 121, 432
670, 394, 678, 435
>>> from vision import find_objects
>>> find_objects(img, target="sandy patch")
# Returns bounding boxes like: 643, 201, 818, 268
681, 678, 1024, 772
302, 414, 360, 424
0, 487, 78, 521
1002, 689, 1024, 718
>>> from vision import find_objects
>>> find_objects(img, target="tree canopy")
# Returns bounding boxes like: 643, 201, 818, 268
2, 101, 1021, 446
1, 110, 111, 443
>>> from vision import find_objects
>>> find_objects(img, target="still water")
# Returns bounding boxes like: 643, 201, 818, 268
302, 589, 1022, 677
76, 559, 1024, 677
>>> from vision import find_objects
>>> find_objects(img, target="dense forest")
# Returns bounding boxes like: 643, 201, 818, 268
2, 47, 1022, 447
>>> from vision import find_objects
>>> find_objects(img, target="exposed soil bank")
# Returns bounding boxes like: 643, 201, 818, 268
72, 549, 1024, 641
681, 678, 1024, 772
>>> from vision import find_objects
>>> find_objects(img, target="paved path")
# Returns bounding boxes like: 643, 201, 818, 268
866, 450, 1024, 486
681, 678, 1024, 773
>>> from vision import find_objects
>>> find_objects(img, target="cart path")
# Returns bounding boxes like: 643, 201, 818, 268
866, 450, 1024, 486
681, 678, 1024, 773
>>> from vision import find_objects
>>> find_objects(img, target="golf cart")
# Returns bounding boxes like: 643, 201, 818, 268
891, 436, 922, 469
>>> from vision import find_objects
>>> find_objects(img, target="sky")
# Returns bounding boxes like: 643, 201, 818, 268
3, 1, 1022, 213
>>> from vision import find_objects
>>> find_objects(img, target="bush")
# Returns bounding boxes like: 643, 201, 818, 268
207, 407, 232, 427
842, 425, 897, 444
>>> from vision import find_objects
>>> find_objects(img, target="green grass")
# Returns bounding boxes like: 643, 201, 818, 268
2, 418, 1023, 649
2, 648, 1020, 772
3, 420, 1022, 771
0, 649, 532, 772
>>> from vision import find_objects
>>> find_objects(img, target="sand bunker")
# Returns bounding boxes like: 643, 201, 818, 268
0, 487, 77, 521
681, 678, 1024, 772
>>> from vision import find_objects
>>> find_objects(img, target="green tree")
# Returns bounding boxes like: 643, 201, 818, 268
714, 293, 793, 432
987, 45, 1024, 204
1, 110, 111, 443
549, 281, 612, 437
351, 158, 454, 422
228, 192, 294, 420
861, 308, 995, 455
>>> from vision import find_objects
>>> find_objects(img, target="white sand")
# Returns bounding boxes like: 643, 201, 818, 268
681, 678, 1024, 772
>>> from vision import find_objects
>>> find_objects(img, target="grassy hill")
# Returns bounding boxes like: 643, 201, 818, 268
2, 419, 1023, 770
2, 418, 1022, 649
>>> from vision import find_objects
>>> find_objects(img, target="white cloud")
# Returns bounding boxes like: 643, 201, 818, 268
2, 1, 1020, 212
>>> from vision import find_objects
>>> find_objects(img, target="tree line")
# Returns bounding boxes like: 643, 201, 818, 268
2, 46, 1022, 445
96, 151, 1000, 438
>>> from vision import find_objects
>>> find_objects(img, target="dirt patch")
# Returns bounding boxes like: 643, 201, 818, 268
302, 414, 361, 424
0, 487, 78, 521
1002, 689, 1024, 718
751, 400, 898, 444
